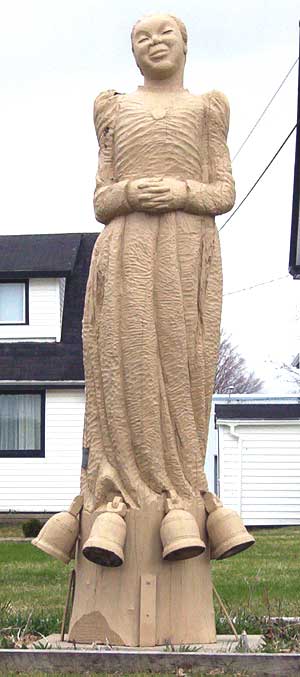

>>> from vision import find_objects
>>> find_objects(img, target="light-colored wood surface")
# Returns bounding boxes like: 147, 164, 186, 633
69, 498, 216, 645
139, 574, 156, 647
81, 13, 235, 514
74, 13, 237, 646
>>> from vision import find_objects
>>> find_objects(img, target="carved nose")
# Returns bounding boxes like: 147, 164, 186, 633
151, 34, 160, 45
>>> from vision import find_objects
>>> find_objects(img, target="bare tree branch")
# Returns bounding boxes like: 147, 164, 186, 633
215, 331, 264, 394
276, 359, 300, 390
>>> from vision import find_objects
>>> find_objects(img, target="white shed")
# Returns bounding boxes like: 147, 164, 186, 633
214, 395, 300, 526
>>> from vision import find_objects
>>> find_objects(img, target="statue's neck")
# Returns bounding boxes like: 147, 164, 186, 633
143, 70, 184, 93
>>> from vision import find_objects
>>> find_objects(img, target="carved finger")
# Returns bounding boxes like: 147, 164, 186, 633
138, 178, 163, 188
141, 201, 171, 210
142, 193, 171, 200
138, 186, 168, 194
139, 188, 170, 197
149, 205, 170, 212
140, 197, 171, 206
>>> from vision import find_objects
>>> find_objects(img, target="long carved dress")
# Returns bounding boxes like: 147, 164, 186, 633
81, 88, 235, 512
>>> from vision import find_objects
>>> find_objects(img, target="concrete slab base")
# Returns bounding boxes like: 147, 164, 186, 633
45, 633, 263, 653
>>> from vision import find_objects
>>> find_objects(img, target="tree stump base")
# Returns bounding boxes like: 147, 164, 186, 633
69, 496, 216, 646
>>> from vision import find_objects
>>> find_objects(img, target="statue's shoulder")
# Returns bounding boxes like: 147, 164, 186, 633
93, 89, 121, 143
201, 89, 230, 115
200, 90, 231, 134
94, 89, 120, 112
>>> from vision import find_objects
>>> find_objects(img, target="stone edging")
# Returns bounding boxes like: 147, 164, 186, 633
0, 650, 300, 675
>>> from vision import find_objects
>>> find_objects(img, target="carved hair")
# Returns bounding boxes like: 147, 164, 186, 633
131, 14, 188, 59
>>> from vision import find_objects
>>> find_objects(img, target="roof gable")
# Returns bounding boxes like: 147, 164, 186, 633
0, 232, 98, 381
0, 233, 82, 279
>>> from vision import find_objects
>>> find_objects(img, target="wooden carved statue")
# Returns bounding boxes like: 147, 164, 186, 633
33, 13, 254, 646
82, 12, 234, 514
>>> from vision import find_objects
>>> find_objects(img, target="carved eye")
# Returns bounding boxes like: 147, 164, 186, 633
162, 29, 173, 35
137, 36, 149, 45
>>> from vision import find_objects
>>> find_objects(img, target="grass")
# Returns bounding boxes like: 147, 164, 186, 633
3, 527, 300, 622
1, 526, 300, 658
212, 527, 300, 621
0, 535, 72, 642
0, 542, 71, 639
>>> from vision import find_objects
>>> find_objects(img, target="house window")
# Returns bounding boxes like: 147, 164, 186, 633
0, 391, 45, 457
0, 281, 29, 324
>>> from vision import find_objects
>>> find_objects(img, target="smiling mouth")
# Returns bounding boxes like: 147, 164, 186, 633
149, 49, 169, 60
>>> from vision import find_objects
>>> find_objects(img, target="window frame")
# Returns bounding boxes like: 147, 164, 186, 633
0, 279, 29, 326
0, 389, 45, 458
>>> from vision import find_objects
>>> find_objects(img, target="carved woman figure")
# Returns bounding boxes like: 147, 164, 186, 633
32, 14, 254, 643
82, 13, 235, 518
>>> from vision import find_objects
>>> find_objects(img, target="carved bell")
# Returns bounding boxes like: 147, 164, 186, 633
82, 497, 127, 567
160, 508, 206, 561
32, 495, 83, 564
207, 507, 255, 560
32, 512, 79, 564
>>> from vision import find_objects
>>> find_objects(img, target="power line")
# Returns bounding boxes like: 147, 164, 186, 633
223, 274, 289, 297
232, 57, 299, 162
219, 121, 298, 232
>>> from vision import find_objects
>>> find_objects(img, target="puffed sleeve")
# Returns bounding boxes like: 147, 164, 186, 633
93, 90, 131, 224
184, 90, 236, 216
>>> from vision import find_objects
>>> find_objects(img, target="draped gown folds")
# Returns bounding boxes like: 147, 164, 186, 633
81, 88, 235, 512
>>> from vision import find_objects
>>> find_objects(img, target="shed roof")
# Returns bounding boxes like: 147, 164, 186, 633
215, 403, 300, 420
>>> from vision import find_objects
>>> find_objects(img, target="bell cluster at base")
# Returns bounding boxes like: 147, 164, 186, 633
32, 494, 255, 567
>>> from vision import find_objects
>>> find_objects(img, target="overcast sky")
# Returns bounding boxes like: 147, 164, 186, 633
1, 0, 300, 392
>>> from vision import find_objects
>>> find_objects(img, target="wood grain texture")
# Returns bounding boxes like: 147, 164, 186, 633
69, 498, 216, 645
75, 14, 236, 646
139, 574, 156, 647
81, 85, 235, 510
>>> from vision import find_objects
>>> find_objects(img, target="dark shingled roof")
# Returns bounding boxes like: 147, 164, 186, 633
0, 233, 98, 382
215, 403, 300, 420
0, 233, 82, 279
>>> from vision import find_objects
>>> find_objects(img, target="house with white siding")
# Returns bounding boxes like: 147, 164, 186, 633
0, 232, 97, 513
210, 394, 300, 526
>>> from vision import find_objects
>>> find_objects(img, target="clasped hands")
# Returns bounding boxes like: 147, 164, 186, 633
127, 177, 187, 213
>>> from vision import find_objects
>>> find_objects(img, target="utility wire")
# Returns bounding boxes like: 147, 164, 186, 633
223, 274, 289, 297
232, 57, 299, 162
219, 121, 298, 232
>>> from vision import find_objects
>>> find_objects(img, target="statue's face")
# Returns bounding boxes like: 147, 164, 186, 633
132, 15, 185, 80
